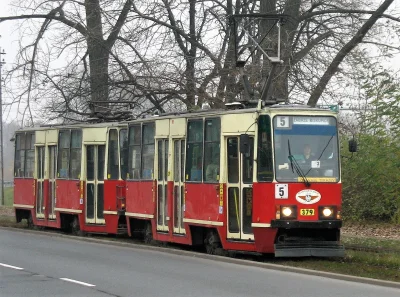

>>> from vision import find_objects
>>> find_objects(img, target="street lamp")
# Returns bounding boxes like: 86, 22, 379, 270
0, 45, 5, 206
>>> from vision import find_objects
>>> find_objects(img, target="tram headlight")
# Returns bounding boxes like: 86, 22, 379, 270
319, 206, 336, 219
278, 205, 297, 220
282, 207, 292, 217
322, 208, 332, 217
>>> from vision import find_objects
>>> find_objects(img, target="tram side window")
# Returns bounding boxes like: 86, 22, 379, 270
204, 118, 220, 182
120, 129, 128, 180
257, 115, 273, 182
14, 134, 24, 177
70, 130, 82, 179
186, 120, 203, 182
142, 124, 155, 179
25, 133, 35, 178
58, 130, 70, 178
128, 125, 141, 179
108, 129, 119, 180
14, 133, 33, 178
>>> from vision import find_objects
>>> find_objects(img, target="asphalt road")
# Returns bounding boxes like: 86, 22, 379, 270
0, 229, 399, 297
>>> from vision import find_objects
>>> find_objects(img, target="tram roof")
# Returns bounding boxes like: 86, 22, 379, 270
14, 104, 336, 133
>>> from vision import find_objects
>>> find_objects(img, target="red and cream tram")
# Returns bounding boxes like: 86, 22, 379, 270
13, 123, 128, 234
14, 104, 347, 257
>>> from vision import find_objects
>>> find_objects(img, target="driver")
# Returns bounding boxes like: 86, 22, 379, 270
302, 144, 315, 164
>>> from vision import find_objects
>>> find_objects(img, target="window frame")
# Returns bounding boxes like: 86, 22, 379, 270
70, 130, 82, 179
57, 129, 82, 180
24, 133, 35, 178
203, 117, 221, 183
185, 119, 204, 182
128, 124, 142, 180
257, 115, 274, 182
119, 128, 128, 180
127, 123, 155, 180
14, 132, 35, 178
141, 123, 155, 180
14, 133, 24, 178
107, 129, 119, 180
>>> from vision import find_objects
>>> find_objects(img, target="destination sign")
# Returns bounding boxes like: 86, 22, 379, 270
293, 117, 330, 125
298, 177, 337, 182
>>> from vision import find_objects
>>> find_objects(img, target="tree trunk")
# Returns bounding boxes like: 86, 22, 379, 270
273, 0, 301, 101
186, 0, 197, 107
216, 0, 237, 103
85, 0, 109, 113
260, 0, 300, 102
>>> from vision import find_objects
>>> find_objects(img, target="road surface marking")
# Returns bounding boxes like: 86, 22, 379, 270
60, 278, 96, 287
0, 263, 24, 270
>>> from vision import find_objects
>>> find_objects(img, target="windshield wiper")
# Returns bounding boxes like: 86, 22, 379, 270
287, 139, 294, 173
317, 133, 335, 160
288, 140, 311, 187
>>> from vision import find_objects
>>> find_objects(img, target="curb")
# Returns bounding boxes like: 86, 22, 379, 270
1, 226, 400, 290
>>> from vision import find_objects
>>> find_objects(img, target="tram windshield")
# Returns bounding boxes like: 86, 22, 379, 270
273, 115, 339, 183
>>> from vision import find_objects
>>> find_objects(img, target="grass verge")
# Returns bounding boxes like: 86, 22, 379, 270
274, 250, 400, 282
4, 188, 14, 206
0, 216, 22, 228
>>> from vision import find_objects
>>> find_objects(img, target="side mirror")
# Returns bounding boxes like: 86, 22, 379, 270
240, 134, 251, 155
349, 138, 357, 152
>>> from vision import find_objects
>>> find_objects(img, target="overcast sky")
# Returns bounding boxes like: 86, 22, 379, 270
0, 0, 21, 122
0, 0, 19, 65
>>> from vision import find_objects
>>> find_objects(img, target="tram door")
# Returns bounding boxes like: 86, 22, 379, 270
86, 145, 105, 224
156, 139, 169, 232
48, 146, 57, 219
173, 139, 185, 234
226, 137, 254, 240
36, 146, 45, 219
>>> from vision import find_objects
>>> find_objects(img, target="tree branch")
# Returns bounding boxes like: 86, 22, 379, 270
108, 50, 165, 112
307, 0, 394, 107
106, 0, 133, 49
131, 2, 221, 67
300, 9, 400, 23
0, 14, 87, 36
292, 31, 333, 64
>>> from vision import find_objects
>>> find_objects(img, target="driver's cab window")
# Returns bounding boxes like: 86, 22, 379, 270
257, 115, 273, 182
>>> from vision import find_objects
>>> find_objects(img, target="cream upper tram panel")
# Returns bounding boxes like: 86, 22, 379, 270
169, 118, 186, 137
221, 112, 256, 134
82, 127, 108, 143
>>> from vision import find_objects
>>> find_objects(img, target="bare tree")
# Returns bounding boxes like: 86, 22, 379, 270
1, 0, 399, 124
1, 0, 134, 119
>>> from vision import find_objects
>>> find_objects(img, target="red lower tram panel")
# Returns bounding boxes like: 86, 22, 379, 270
14, 178, 344, 257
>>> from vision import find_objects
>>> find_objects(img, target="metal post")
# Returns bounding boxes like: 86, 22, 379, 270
0, 45, 5, 206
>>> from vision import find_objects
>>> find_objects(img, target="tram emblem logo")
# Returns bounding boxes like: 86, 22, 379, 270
296, 190, 321, 204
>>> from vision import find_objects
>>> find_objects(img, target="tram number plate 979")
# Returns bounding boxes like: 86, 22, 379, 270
300, 209, 315, 216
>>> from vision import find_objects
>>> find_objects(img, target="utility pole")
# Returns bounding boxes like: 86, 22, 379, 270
0, 42, 5, 206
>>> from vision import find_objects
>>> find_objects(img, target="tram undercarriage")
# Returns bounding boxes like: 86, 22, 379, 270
273, 223, 344, 257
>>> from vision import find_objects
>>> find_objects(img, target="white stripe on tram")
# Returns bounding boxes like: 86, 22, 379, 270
0, 263, 24, 270
60, 278, 96, 287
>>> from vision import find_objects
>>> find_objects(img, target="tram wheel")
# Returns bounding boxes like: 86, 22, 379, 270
27, 214, 34, 229
144, 222, 154, 244
71, 217, 84, 236
204, 230, 225, 256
